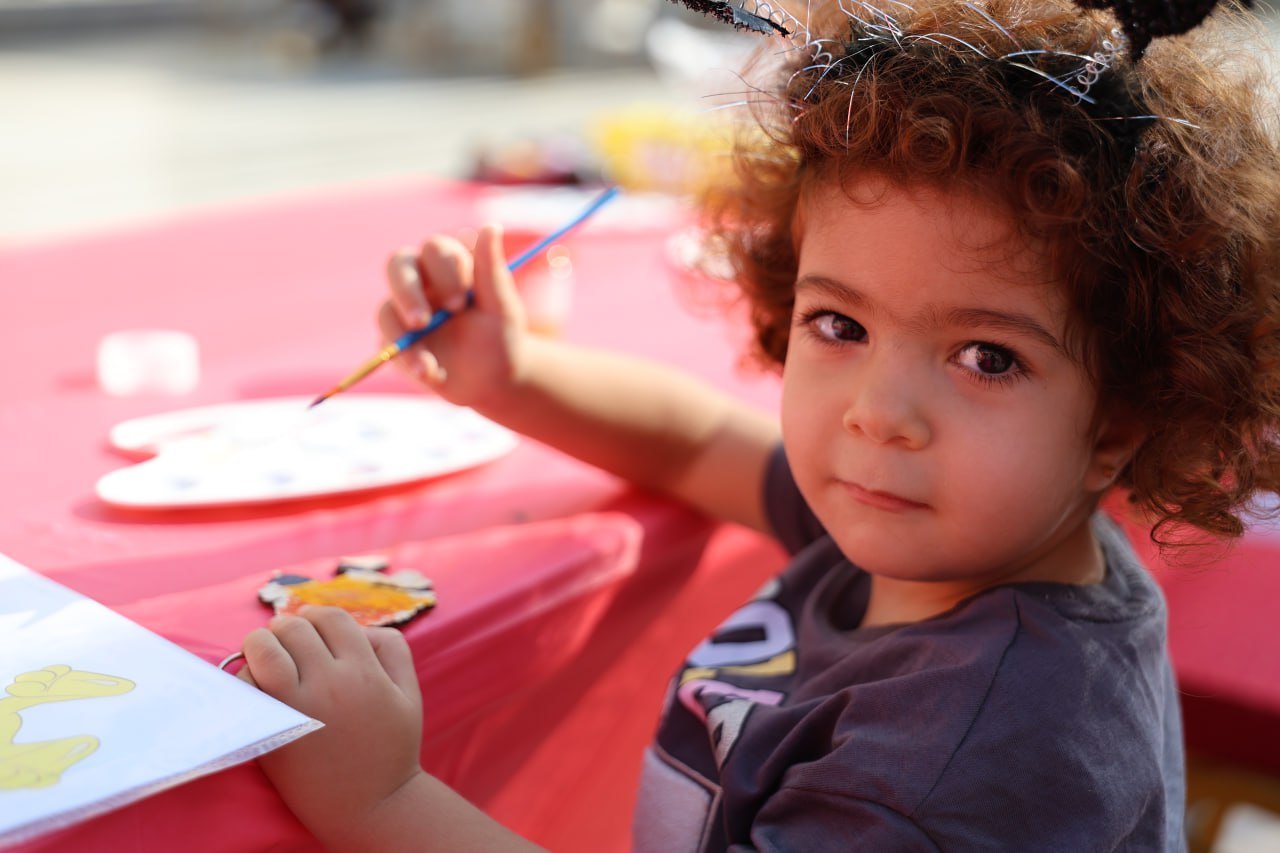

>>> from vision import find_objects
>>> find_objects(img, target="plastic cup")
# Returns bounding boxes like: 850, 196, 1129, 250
96, 329, 200, 396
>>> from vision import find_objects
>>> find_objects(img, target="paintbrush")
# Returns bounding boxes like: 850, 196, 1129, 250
309, 185, 620, 409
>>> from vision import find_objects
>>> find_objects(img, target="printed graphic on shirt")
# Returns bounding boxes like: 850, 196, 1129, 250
636, 578, 802, 851
674, 578, 796, 768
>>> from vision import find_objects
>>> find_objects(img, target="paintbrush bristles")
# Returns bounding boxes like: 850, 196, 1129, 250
309, 343, 401, 409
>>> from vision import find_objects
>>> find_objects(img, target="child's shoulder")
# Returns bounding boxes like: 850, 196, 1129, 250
775, 517, 1181, 847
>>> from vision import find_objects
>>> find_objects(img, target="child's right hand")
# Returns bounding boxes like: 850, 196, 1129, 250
379, 225, 528, 411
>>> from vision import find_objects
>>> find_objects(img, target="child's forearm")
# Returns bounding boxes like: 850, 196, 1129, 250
475, 334, 780, 530
318, 770, 543, 853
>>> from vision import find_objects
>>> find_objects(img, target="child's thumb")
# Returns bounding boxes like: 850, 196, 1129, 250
472, 225, 522, 318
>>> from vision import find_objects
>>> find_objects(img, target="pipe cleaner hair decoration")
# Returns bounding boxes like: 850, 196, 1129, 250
667, 0, 1239, 58
667, 0, 1208, 150
791, 3, 1169, 155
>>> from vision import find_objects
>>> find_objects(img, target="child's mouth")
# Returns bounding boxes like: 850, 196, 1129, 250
840, 481, 930, 512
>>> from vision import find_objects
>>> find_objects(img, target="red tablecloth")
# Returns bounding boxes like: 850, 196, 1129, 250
2, 179, 1277, 851
1129, 528, 1280, 775
0, 179, 787, 852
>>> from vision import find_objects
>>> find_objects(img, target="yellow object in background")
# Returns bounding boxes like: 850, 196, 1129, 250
591, 104, 737, 196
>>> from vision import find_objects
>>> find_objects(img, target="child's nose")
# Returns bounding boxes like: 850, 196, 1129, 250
841, 362, 932, 449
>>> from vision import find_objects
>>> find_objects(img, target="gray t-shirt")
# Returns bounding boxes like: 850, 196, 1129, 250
633, 447, 1185, 851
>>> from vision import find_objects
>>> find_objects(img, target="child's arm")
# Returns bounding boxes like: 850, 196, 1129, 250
240, 606, 543, 853
380, 226, 781, 532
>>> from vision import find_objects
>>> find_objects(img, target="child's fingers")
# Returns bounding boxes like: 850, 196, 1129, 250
269, 613, 335, 673
472, 225, 523, 318
365, 627, 420, 697
235, 665, 258, 688
418, 236, 474, 314
376, 299, 408, 348
413, 350, 447, 387
386, 249, 431, 329
299, 606, 377, 665
376, 302, 444, 386
241, 627, 299, 698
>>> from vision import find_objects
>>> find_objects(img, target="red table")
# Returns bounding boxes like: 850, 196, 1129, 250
1128, 526, 1280, 776
0, 179, 787, 852
2, 179, 1277, 850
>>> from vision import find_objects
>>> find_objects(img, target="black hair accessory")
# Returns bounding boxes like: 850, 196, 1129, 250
1071, 0, 1244, 59
666, 0, 792, 36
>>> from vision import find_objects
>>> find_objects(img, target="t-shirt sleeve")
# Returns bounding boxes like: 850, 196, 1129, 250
735, 788, 940, 852
762, 443, 828, 554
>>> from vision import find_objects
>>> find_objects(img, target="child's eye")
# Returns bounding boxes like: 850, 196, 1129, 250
803, 310, 867, 344
955, 342, 1025, 383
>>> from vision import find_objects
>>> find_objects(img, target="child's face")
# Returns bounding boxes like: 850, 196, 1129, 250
783, 180, 1114, 587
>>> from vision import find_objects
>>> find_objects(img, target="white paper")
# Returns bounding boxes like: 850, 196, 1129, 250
0, 554, 321, 846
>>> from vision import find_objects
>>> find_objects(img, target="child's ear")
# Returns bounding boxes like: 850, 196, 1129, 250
1086, 412, 1146, 493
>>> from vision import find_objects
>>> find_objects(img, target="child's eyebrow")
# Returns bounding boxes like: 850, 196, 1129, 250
942, 307, 1067, 356
795, 274, 1067, 355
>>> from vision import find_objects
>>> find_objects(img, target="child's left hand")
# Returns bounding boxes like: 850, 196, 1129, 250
238, 606, 425, 849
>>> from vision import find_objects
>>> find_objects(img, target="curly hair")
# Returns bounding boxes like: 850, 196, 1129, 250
702, 0, 1280, 545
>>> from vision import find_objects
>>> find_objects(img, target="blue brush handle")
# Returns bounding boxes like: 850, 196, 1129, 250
390, 292, 474, 351
392, 185, 620, 353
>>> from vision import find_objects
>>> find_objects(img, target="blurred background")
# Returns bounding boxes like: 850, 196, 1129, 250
0, 0, 764, 244
5, 2, 1280, 851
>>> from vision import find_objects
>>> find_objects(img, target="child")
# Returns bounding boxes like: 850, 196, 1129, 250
237, 0, 1280, 848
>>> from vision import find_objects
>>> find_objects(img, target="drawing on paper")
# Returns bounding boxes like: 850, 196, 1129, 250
0, 665, 135, 790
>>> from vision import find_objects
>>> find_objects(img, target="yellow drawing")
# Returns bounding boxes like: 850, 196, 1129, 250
0, 665, 135, 790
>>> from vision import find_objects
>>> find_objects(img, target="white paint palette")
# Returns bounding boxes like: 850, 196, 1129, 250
96, 395, 518, 509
